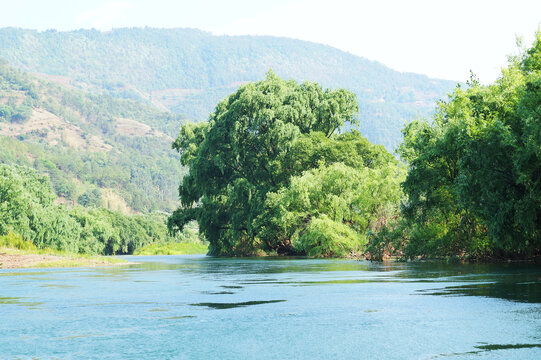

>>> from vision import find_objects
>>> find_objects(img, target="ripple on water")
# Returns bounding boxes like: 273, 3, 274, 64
159, 315, 196, 320
56, 334, 108, 340
191, 300, 286, 309
39, 284, 78, 288
0, 296, 44, 308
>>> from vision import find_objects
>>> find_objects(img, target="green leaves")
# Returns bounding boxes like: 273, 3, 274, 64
169, 73, 399, 257
397, 31, 541, 259
0, 164, 176, 255
257, 162, 403, 256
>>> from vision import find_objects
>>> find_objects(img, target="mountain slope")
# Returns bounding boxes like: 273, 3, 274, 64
0, 60, 185, 213
0, 27, 457, 149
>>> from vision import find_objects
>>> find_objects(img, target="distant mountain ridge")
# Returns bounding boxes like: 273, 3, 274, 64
0, 27, 457, 149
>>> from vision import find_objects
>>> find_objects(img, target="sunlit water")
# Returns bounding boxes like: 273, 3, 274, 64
1, 256, 541, 359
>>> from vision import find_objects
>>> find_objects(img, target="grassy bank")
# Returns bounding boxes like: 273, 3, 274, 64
133, 242, 208, 255
0, 233, 128, 269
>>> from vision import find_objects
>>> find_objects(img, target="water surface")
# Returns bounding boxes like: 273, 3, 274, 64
1, 256, 540, 359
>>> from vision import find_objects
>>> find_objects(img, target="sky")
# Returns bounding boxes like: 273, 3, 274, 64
1, 0, 540, 83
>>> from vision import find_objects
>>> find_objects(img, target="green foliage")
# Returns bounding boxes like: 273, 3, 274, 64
257, 163, 403, 256
170, 74, 402, 257
0, 232, 37, 251
0, 163, 55, 240
294, 216, 363, 257
392, 31, 541, 260
0, 232, 128, 268
0, 163, 180, 255
78, 188, 103, 207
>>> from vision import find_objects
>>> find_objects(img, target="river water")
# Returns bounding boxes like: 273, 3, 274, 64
1, 256, 540, 359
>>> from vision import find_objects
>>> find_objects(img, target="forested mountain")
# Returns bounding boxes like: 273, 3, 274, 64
0, 60, 185, 213
0, 27, 456, 149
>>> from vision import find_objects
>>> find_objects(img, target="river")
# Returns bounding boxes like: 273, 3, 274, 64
1, 256, 540, 359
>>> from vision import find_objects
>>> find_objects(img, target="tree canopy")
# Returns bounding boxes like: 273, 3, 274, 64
0, 163, 185, 255
169, 73, 402, 256
380, 32, 541, 260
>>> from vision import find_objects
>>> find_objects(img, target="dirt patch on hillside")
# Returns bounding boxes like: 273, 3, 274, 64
0, 108, 112, 152
101, 188, 133, 214
31, 72, 89, 92
115, 117, 172, 140
0, 89, 26, 105
151, 88, 203, 107
115, 117, 153, 136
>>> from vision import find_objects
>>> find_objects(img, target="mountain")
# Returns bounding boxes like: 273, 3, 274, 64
0, 60, 184, 213
0, 27, 457, 149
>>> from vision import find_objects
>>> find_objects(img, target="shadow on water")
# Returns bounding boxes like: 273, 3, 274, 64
476, 344, 541, 351
434, 343, 541, 358
400, 262, 541, 303
191, 300, 286, 309
476, 343, 541, 350
417, 281, 541, 303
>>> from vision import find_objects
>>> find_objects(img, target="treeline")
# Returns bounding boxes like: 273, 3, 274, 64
0, 163, 197, 255
169, 33, 541, 260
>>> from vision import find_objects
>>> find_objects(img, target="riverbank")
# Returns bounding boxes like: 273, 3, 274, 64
0, 232, 130, 269
0, 247, 128, 269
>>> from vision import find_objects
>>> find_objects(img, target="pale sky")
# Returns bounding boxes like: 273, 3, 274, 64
1, 0, 540, 83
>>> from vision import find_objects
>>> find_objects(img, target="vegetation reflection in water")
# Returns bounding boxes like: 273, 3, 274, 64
110, 256, 541, 303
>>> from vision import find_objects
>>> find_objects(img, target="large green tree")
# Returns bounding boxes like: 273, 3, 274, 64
169, 72, 402, 256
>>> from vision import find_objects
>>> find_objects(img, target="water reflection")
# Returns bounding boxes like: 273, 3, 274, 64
109, 256, 541, 304
433, 343, 541, 358
417, 281, 541, 303
476, 343, 541, 350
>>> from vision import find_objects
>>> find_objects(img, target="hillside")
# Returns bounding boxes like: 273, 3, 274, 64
0, 27, 457, 149
0, 60, 185, 213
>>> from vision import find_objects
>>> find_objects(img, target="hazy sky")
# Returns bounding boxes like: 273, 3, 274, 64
2, 0, 540, 83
